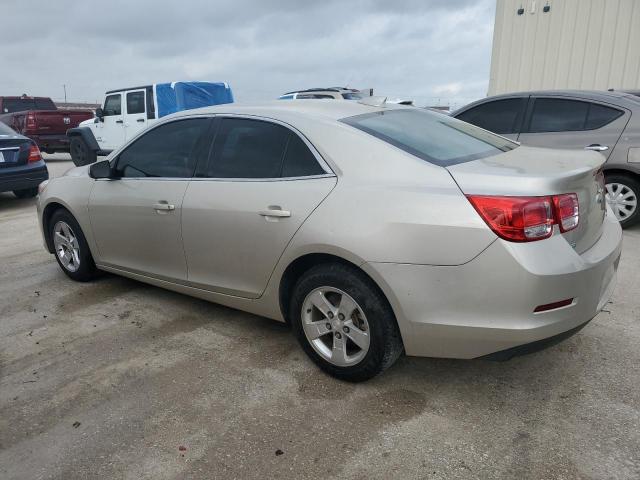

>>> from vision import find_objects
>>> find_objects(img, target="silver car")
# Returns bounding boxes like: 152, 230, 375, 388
37, 101, 622, 381
453, 90, 640, 227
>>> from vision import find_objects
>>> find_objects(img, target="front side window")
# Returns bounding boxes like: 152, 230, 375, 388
103, 94, 122, 116
278, 94, 294, 100
116, 118, 209, 178
341, 109, 517, 167
126, 91, 145, 114
342, 92, 363, 100
456, 98, 526, 134
205, 118, 325, 179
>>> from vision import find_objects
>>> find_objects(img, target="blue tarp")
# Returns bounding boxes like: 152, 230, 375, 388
156, 82, 234, 118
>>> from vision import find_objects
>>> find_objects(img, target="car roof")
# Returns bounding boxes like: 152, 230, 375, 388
168, 99, 392, 123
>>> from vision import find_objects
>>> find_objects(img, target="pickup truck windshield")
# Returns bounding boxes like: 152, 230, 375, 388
1, 98, 57, 113
341, 108, 518, 167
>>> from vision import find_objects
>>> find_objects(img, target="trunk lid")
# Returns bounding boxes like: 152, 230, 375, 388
447, 146, 607, 253
0, 138, 32, 167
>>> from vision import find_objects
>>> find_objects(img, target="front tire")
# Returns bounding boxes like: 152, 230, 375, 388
605, 173, 640, 228
70, 136, 97, 167
13, 187, 38, 198
290, 263, 403, 382
49, 209, 99, 281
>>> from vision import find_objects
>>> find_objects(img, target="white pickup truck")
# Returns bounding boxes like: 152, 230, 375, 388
67, 82, 233, 166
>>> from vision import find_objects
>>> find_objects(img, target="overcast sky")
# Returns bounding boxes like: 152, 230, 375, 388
2, 0, 495, 109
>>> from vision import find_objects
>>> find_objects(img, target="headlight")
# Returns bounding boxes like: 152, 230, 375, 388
38, 180, 49, 195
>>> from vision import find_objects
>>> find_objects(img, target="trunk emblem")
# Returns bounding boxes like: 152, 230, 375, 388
63, 117, 71, 125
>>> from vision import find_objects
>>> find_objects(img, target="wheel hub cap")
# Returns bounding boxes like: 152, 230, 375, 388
53, 221, 81, 272
605, 182, 637, 221
301, 287, 370, 367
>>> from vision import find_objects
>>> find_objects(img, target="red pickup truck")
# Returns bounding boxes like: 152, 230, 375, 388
0, 96, 93, 154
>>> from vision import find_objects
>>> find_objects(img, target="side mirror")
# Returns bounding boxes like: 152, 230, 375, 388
89, 160, 115, 179
95, 107, 104, 121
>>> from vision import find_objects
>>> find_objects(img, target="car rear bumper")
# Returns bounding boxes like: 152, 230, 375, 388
29, 134, 70, 151
364, 208, 623, 359
0, 162, 49, 193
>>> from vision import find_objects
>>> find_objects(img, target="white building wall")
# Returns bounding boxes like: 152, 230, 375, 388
489, 0, 640, 95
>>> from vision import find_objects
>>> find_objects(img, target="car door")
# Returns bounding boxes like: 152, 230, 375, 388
181, 116, 337, 298
124, 89, 148, 141
516, 97, 629, 159
454, 97, 528, 141
89, 117, 212, 281
96, 93, 126, 150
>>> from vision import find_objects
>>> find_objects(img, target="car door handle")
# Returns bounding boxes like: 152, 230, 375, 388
115, 120, 124, 124
153, 203, 175, 211
137, 119, 145, 123
259, 207, 291, 218
585, 144, 609, 152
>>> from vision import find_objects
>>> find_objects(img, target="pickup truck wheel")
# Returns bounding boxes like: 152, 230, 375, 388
70, 136, 96, 167
13, 187, 38, 199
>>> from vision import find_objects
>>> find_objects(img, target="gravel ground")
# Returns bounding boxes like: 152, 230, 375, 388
1, 156, 639, 480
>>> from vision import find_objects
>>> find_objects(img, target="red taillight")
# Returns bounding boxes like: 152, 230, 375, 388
26, 113, 36, 129
553, 193, 579, 232
28, 144, 42, 163
467, 193, 579, 242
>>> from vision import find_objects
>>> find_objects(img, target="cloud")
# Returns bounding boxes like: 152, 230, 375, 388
0, 0, 495, 109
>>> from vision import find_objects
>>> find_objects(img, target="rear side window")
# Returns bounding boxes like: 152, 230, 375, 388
585, 103, 624, 129
126, 91, 145, 114
455, 98, 526, 134
527, 98, 623, 132
103, 94, 122, 116
341, 109, 517, 167
282, 134, 325, 177
116, 118, 209, 178
205, 118, 325, 179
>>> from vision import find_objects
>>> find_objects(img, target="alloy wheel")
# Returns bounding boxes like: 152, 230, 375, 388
53, 221, 81, 272
301, 286, 370, 367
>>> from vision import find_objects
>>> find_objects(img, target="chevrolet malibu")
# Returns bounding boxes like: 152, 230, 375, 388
37, 100, 622, 381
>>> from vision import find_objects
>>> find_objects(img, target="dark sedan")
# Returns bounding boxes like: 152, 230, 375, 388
0, 122, 48, 198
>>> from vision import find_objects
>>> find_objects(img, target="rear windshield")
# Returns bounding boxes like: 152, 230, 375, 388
0, 122, 17, 135
341, 108, 518, 166
1, 97, 56, 113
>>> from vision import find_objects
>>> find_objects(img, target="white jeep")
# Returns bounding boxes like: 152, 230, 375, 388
68, 82, 233, 166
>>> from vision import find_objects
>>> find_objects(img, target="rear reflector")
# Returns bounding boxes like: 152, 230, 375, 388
28, 144, 42, 163
467, 193, 580, 242
534, 298, 574, 313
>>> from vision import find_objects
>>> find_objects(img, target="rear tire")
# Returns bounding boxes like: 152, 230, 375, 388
290, 263, 403, 382
13, 187, 38, 199
605, 173, 640, 228
70, 136, 97, 167
49, 209, 99, 282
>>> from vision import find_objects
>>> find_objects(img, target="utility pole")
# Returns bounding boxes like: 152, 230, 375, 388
63, 84, 67, 103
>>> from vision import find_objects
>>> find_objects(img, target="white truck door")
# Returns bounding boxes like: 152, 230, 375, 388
98, 93, 126, 151
124, 89, 148, 141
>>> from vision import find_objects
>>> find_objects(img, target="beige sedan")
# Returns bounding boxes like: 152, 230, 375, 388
37, 100, 621, 381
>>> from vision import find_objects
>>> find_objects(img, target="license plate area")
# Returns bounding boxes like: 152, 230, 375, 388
0, 148, 19, 165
